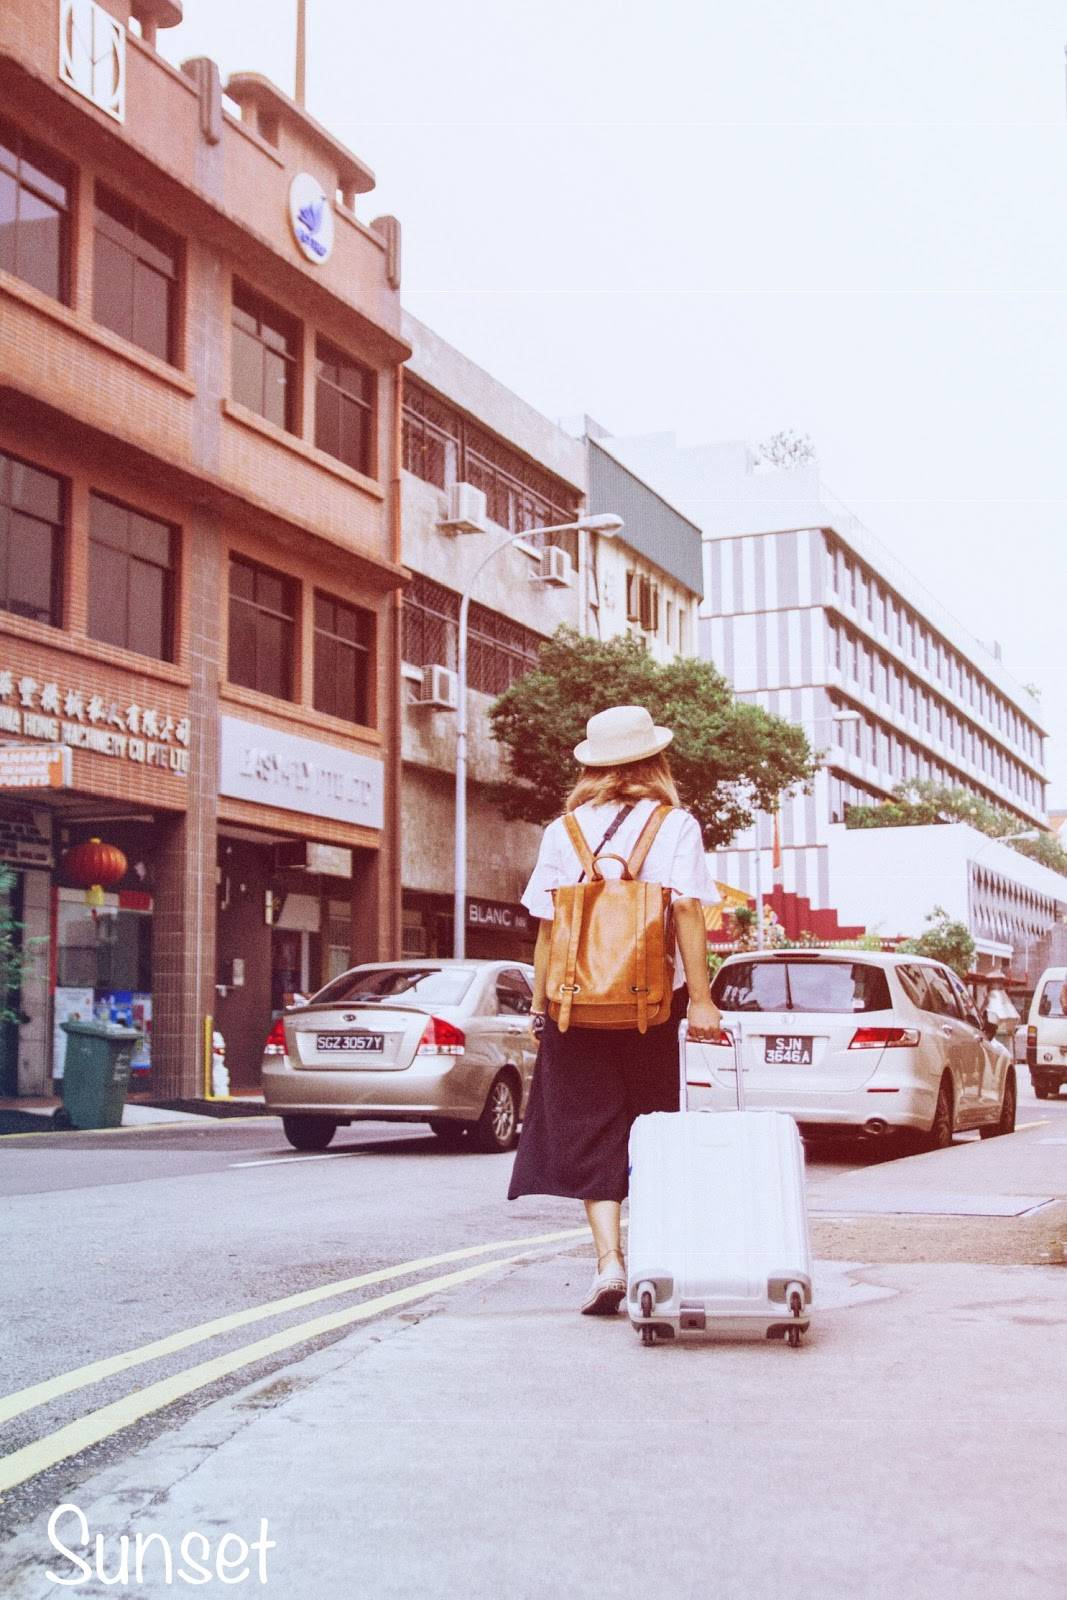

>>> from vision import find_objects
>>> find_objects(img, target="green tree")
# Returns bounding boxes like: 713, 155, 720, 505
488, 628, 816, 843
845, 780, 1067, 880
896, 905, 975, 977
0, 864, 37, 1023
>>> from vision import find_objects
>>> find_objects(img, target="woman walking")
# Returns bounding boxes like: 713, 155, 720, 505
508, 705, 722, 1315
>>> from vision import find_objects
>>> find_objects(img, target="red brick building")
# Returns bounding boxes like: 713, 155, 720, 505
0, 0, 408, 1097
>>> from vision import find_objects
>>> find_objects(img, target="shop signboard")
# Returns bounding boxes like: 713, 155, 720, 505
466, 898, 531, 935
219, 717, 384, 829
0, 666, 189, 777
0, 806, 53, 868
0, 745, 71, 790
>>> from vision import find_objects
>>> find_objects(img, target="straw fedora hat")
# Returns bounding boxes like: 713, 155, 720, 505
573, 705, 673, 768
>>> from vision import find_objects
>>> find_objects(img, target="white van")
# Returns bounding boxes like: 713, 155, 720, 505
1026, 967, 1067, 1099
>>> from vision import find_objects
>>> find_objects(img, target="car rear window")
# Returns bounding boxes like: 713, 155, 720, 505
711, 960, 892, 1014
312, 967, 476, 1006
1038, 979, 1066, 1018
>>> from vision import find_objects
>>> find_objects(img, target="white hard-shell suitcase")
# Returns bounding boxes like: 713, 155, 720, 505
626, 1020, 813, 1346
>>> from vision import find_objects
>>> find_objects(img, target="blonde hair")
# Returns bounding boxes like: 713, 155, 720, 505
565, 752, 680, 812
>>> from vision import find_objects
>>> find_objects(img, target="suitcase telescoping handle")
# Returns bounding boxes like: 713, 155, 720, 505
678, 1017, 746, 1113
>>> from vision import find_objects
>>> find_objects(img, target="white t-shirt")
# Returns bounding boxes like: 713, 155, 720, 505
521, 799, 721, 988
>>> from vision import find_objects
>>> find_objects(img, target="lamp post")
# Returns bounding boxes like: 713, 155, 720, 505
752, 708, 862, 951
452, 513, 624, 959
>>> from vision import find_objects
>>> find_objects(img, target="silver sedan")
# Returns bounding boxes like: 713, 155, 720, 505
262, 960, 537, 1153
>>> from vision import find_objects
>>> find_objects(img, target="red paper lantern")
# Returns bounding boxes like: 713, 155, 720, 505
63, 838, 128, 907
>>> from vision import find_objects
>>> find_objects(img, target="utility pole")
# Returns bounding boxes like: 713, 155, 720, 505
295, 0, 307, 105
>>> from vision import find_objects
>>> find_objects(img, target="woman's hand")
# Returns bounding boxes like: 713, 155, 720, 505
687, 996, 722, 1044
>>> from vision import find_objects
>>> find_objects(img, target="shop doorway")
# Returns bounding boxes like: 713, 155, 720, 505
271, 928, 306, 1010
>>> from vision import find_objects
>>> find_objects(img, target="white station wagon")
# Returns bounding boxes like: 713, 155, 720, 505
695, 949, 1016, 1148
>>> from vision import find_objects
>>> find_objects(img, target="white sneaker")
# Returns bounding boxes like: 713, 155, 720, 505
580, 1260, 626, 1316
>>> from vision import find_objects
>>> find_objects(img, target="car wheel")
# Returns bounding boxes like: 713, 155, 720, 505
979, 1071, 1016, 1139
428, 1119, 468, 1148
922, 1078, 954, 1152
470, 1073, 519, 1153
281, 1115, 337, 1152
1033, 1082, 1052, 1100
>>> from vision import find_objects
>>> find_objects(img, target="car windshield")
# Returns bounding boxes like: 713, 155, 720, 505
311, 967, 476, 1006
712, 960, 892, 1014
1038, 979, 1066, 1018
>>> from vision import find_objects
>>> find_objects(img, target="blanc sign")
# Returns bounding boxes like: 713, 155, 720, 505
219, 717, 384, 829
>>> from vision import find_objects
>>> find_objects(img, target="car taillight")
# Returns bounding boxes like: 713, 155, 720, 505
264, 1018, 287, 1057
417, 1016, 465, 1056
849, 1027, 920, 1049
1027, 1026, 1037, 1044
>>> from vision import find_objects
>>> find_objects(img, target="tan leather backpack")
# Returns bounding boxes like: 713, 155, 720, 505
546, 804, 676, 1034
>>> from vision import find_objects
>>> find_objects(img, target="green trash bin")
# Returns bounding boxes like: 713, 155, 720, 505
58, 1021, 141, 1130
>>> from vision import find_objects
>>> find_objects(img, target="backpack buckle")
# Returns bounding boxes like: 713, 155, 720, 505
560, 983, 581, 995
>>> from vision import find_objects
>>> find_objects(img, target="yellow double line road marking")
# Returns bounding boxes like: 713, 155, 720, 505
0, 1226, 587, 1496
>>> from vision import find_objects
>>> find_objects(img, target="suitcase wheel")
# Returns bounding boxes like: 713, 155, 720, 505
787, 1287, 805, 1349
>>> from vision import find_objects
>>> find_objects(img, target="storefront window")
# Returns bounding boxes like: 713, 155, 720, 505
88, 493, 175, 660
313, 592, 373, 725
0, 119, 70, 302
93, 185, 179, 363
0, 449, 63, 625
228, 555, 297, 700
54, 890, 153, 1077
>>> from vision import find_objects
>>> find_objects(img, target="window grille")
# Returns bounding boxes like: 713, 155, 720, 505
402, 378, 579, 560
402, 573, 543, 695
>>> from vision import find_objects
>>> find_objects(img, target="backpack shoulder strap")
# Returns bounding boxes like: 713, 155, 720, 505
562, 812, 595, 880
625, 804, 673, 879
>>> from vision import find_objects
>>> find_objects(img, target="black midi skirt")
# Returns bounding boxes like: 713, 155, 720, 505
507, 987, 688, 1204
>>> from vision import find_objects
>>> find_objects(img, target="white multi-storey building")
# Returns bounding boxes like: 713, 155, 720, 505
603, 437, 1056, 963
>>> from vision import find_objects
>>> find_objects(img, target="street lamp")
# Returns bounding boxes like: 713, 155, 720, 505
752, 708, 862, 950
452, 513, 624, 958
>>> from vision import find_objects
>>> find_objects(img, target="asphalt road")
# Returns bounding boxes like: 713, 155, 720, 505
1, 1080, 1064, 1550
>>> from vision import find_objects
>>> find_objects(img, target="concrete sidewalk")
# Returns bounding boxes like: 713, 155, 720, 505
2, 1126, 1065, 1598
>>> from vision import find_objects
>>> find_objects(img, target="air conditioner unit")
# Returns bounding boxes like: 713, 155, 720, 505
531, 544, 573, 588
439, 482, 487, 534
413, 664, 459, 710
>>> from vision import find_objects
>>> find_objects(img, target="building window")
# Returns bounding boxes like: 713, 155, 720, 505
0, 120, 70, 301
401, 573, 542, 695
93, 186, 179, 362
231, 281, 298, 432
401, 378, 579, 561
313, 591, 373, 725
0, 449, 63, 625
315, 339, 374, 475
626, 571, 660, 633
88, 494, 174, 660
229, 555, 297, 699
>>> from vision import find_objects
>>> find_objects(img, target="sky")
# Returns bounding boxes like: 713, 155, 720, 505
161, 0, 1067, 806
